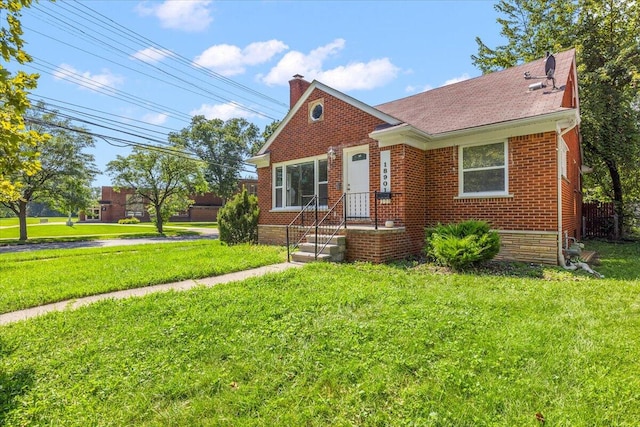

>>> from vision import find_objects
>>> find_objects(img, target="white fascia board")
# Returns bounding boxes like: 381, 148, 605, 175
369, 124, 431, 150
316, 82, 403, 125
256, 81, 401, 156
246, 152, 270, 168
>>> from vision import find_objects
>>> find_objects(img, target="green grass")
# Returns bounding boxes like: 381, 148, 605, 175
0, 223, 196, 243
0, 241, 638, 425
165, 221, 218, 228
0, 241, 286, 314
0, 217, 67, 227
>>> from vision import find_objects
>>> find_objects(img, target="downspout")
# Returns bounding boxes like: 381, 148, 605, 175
556, 119, 577, 266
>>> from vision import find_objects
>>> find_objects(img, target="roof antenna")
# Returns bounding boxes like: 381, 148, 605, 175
524, 51, 558, 90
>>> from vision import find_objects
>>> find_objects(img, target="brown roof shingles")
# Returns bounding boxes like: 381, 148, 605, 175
375, 49, 576, 135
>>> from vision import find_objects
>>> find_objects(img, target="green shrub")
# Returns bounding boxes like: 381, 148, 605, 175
217, 187, 259, 245
426, 220, 500, 270
118, 217, 140, 224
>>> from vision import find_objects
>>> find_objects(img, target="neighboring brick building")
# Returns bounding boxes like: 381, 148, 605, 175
94, 179, 257, 223
248, 50, 582, 265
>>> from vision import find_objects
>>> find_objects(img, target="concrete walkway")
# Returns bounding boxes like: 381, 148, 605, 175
0, 262, 303, 325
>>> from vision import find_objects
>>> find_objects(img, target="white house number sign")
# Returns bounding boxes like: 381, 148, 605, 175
380, 151, 391, 192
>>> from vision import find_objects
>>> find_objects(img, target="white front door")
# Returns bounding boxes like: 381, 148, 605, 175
344, 146, 370, 218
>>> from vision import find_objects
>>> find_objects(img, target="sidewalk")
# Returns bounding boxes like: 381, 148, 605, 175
0, 262, 303, 325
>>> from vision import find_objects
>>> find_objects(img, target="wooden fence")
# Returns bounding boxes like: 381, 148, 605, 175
582, 202, 618, 238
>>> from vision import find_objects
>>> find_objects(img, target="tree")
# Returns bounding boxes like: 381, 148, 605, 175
217, 187, 259, 245
49, 175, 95, 225
258, 120, 280, 155
169, 116, 260, 203
472, 0, 640, 237
0, 105, 98, 240
1, 0, 49, 202
106, 147, 207, 234
472, 0, 578, 73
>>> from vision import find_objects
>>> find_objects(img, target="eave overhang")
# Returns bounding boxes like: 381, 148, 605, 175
369, 109, 579, 150
246, 152, 270, 168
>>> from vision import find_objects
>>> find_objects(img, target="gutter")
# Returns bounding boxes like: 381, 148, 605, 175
556, 117, 579, 266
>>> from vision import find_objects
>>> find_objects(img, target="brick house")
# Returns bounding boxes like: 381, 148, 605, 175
93, 179, 257, 223
248, 49, 582, 265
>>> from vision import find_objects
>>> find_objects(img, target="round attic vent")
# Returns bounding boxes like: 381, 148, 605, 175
310, 102, 323, 121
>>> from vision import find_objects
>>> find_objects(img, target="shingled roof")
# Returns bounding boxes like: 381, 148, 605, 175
375, 49, 576, 136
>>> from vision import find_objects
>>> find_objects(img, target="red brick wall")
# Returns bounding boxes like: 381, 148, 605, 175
345, 227, 415, 263
561, 127, 582, 240
257, 87, 387, 227
425, 132, 559, 231
98, 180, 255, 223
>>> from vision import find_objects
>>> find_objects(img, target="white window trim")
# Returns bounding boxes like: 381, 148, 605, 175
560, 141, 569, 178
271, 154, 328, 210
458, 140, 510, 198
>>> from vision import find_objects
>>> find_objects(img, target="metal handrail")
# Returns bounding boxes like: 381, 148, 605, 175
286, 191, 401, 262
314, 193, 347, 257
286, 195, 318, 262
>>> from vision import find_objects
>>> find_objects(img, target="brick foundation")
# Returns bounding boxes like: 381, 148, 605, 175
344, 227, 417, 263
495, 230, 559, 265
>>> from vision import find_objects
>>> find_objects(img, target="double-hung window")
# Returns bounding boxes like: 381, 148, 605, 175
459, 141, 508, 196
273, 157, 328, 209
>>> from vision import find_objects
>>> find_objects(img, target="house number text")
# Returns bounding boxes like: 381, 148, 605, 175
380, 151, 391, 192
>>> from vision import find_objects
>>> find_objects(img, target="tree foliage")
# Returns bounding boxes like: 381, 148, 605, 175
0, 0, 49, 202
473, 0, 640, 236
217, 187, 259, 245
0, 104, 98, 240
106, 147, 207, 234
169, 116, 260, 202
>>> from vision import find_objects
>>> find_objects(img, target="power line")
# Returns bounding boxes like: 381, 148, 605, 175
25, 113, 259, 175
70, 0, 288, 109
28, 1, 287, 120
29, 57, 194, 121
28, 95, 181, 134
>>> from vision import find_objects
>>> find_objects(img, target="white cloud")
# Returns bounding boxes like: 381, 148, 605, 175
259, 39, 346, 86
52, 64, 124, 91
443, 73, 471, 86
136, 1, 213, 32
319, 59, 399, 91
142, 112, 169, 125
405, 84, 433, 93
190, 102, 259, 120
259, 39, 400, 91
130, 47, 173, 63
194, 40, 288, 76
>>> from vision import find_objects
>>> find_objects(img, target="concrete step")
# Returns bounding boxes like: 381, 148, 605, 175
298, 242, 342, 255
305, 234, 346, 247
291, 251, 333, 263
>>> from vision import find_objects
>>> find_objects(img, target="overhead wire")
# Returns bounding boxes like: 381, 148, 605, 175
28, 1, 287, 120
69, 0, 288, 109
29, 57, 194, 121
28, 95, 181, 135
25, 106, 259, 175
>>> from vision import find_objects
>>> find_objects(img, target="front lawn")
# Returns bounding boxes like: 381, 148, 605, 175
0, 217, 67, 227
0, 241, 286, 314
0, 223, 192, 242
0, 241, 638, 425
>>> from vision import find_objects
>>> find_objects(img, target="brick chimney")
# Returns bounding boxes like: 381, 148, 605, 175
289, 74, 310, 108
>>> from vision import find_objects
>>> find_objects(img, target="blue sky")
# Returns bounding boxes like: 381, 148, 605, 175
15, 0, 504, 186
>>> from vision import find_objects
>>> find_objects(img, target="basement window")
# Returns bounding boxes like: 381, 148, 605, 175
459, 141, 508, 196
